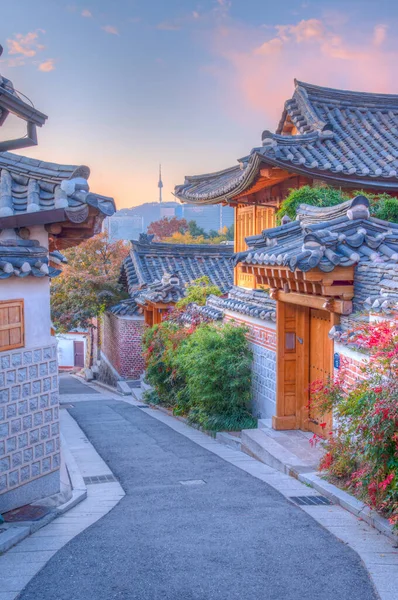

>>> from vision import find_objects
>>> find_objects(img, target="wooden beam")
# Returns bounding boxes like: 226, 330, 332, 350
260, 167, 290, 179
274, 290, 353, 315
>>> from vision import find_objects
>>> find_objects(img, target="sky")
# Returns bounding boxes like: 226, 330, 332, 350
1, 0, 398, 209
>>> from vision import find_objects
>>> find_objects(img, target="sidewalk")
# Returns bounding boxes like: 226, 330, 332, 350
0, 402, 124, 600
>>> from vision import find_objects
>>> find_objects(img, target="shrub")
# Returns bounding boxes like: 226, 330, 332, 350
142, 320, 256, 431
142, 321, 190, 407
372, 197, 398, 223
175, 322, 256, 431
311, 318, 398, 527
277, 185, 348, 223
176, 276, 222, 309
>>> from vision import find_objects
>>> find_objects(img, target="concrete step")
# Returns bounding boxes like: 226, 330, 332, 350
215, 432, 241, 451
241, 428, 321, 476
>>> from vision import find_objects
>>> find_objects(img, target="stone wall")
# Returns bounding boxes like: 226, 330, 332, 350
102, 312, 146, 380
224, 311, 277, 419
0, 342, 60, 513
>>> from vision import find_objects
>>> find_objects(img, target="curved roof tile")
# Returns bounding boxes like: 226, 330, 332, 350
175, 80, 398, 204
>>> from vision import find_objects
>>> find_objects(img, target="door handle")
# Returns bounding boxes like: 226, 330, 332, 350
297, 337, 303, 344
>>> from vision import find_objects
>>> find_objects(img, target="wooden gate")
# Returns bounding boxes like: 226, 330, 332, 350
308, 308, 333, 436
274, 301, 334, 434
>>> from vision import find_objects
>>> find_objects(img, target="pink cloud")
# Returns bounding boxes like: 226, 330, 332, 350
81, 9, 92, 18
38, 58, 56, 72
102, 25, 119, 35
207, 17, 398, 125
373, 24, 387, 47
7, 31, 45, 57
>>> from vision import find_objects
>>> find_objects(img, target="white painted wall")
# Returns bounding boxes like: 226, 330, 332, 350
0, 225, 52, 350
0, 277, 52, 349
57, 332, 88, 367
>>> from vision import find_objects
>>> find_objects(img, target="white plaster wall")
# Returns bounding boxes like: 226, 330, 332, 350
57, 333, 87, 367
0, 277, 52, 349
334, 341, 368, 364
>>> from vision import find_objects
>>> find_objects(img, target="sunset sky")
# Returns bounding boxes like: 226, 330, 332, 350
1, 0, 398, 209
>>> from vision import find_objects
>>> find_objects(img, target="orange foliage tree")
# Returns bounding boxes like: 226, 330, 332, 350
51, 232, 129, 332
147, 216, 188, 241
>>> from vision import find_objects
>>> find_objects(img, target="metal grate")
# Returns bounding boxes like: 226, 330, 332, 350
3, 504, 52, 522
136, 404, 149, 408
83, 474, 117, 485
289, 495, 332, 506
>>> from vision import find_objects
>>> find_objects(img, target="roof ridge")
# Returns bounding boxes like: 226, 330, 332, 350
295, 79, 398, 103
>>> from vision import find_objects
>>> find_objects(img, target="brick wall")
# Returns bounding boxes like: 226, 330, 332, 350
102, 313, 146, 380
334, 343, 367, 392
0, 342, 60, 512
224, 312, 277, 419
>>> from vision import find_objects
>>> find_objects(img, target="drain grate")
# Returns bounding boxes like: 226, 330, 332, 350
290, 495, 332, 506
136, 404, 149, 408
179, 479, 206, 486
3, 504, 52, 522
83, 474, 117, 485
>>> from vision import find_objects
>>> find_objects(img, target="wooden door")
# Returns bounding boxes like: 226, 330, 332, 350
74, 341, 85, 368
308, 309, 332, 436
274, 302, 309, 431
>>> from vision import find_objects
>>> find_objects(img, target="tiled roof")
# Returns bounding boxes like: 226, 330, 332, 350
0, 236, 60, 279
205, 286, 276, 322
236, 195, 398, 313
180, 303, 224, 325
175, 80, 398, 204
108, 296, 143, 317
119, 234, 234, 295
0, 152, 115, 218
136, 273, 186, 305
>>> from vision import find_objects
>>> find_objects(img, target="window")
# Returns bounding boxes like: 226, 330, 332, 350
0, 299, 25, 351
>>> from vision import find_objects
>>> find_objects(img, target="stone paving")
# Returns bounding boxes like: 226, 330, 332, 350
1, 376, 397, 599
0, 394, 124, 600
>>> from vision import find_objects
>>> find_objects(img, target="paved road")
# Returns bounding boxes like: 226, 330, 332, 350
20, 377, 377, 600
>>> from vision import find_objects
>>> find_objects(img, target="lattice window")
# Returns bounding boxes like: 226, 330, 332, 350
0, 299, 25, 351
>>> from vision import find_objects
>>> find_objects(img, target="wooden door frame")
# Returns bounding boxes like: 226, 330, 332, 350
273, 298, 338, 432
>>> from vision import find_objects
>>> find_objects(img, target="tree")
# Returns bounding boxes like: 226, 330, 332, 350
225, 223, 234, 241
162, 231, 229, 245
188, 220, 207, 237
51, 232, 129, 332
148, 216, 188, 241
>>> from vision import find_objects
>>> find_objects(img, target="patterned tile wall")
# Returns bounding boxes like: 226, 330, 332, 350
0, 343, 59, 498
251, 343, 277, 419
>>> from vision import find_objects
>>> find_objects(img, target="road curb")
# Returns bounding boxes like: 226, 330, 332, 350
0, 436, 87, 554
298, 471, 398, 543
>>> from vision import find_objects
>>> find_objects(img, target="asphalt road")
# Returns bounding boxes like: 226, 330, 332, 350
20, 377, 377, 600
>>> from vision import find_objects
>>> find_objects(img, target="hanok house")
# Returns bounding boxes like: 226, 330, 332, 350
101, 234, 233, 384
175, 80, 398, 433
0, 57, 115, 512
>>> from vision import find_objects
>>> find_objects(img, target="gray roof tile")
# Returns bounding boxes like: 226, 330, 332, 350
175, 80, 398, 204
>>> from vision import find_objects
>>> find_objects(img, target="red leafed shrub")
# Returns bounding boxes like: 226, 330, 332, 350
311, 318, 398, 527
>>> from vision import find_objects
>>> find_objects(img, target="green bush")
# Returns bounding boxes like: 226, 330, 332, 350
277, 185, 348, 223
142, 320, 256, 431
176, 276, 222, 309
143, 321, 189, 407
175, 323, 256, 431
372, 197, 398, 223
